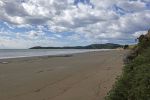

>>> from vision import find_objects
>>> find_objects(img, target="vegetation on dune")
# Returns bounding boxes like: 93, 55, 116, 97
106, 29, 150, 100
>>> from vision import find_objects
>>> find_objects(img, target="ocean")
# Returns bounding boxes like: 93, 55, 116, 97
0, 49, 109, 59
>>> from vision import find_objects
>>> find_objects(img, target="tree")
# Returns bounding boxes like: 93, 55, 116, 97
124, 45, 129, 49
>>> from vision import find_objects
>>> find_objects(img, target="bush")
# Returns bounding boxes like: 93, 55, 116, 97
106, 30, 150, 100
106, 48, 150, 100
123, 45, 129, 49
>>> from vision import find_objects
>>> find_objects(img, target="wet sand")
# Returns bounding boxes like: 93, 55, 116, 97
0, 50, 126, 100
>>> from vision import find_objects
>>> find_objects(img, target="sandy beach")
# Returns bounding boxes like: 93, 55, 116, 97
0, 50, 126, 100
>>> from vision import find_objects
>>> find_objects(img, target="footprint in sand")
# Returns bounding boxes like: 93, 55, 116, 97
36, 68, 53, 74
36, 70, 44, 73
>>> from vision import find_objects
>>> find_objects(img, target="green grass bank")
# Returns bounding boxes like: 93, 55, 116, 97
106, 30, 150, 100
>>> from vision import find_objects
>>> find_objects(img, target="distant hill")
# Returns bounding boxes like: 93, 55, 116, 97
30, 43, 122, 49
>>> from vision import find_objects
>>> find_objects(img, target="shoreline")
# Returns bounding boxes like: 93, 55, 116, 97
0, 50, 126, 100
0, 49, 113, 62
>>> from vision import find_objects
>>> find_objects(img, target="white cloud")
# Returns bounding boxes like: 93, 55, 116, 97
133, 30, 147, 38
0, 37, 59, 49
0, 28, 64, 48
117, 0, 147, 12
0, 0, 150, 48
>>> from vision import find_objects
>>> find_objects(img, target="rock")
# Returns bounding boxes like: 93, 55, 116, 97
0, 62, 9, 64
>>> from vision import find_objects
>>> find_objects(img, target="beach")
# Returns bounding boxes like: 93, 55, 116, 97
0, 50, 126, 100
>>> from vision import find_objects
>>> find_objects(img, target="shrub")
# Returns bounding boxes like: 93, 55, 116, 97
123, 45, 129, 49
106, 30, 150, 100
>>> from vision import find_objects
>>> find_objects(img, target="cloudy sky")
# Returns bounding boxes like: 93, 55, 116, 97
0, 0, 150, 49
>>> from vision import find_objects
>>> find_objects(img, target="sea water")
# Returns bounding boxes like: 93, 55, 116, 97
0, 49, 109, 59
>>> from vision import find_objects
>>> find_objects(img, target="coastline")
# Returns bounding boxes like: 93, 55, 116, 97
0, 50, 126, 100
0, 49, 110, 60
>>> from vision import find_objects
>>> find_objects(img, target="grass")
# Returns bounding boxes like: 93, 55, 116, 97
106, 48, 150, 100
106, 33, 150, 100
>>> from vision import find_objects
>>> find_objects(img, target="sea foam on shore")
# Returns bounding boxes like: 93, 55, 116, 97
0, 49, 110, 59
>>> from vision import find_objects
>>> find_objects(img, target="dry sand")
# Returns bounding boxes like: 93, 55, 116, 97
0, 50, 126, 100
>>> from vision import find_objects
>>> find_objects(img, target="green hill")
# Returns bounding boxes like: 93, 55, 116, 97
30, 43, 122, 49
